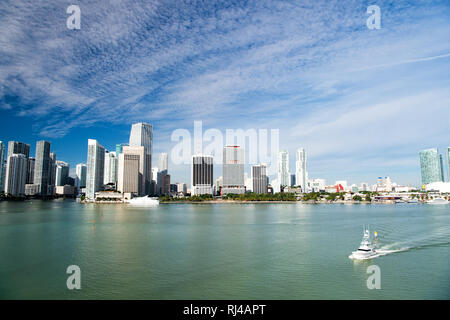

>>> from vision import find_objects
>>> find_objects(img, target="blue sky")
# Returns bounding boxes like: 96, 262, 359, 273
1, 0, 450, 186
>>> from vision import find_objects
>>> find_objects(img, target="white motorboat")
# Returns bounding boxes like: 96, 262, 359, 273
426, 197, 449, 204
127, 196, 160, 206
349, 227, 378, 260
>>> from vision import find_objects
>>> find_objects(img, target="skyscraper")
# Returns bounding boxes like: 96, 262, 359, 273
419, 148, 443, 185
104, 151, 117, 185
86, 139, 105, 200
151, 167, 158, 195
252, 164, 267, 194
121, 145, 146, 196
158, 153, 169, 195
0, 141, 5, 192
161, 174, 170, 195
158, 153, 168, 172
27, 157, 35, 184
6, 141, 30, 193
129, 122, 152, 194
439, 154, 445, 182
48, 153, 57, 195
191, 155, 214, 195
117, 153, 140, 196
295, 148, 308, 192
55, 161, 70, 186
75, 163, 87, 189
5, 154, 27, 196
7, 141, 30, 159
33, 140, 51, 196
277, 150, 290, 187
223, 146, 245, 194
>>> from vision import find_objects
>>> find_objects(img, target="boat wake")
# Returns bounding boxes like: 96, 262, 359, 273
350, 224, 450, 260
349, 247, 409, 260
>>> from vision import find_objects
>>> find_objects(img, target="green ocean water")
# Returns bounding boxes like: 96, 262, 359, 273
0, 200, 449, 299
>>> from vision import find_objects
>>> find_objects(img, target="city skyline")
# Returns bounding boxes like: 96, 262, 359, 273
2, 132, 450, 190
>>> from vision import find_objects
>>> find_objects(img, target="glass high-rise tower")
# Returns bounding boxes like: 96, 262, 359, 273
223, 146, 245, 194
129, 123, 153, 195
191, 155, 213, 195
86, 139, 105, 200
33, 140, 51, 196
0, 141, 5, 192
419, 148, 444, 185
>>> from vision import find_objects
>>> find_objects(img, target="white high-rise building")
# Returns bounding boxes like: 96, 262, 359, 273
104, 151, 117, 185
86, 139, 105, 200
176, 183, 187, 194
222, 146, 245, 194
55, 161, 70, 186
295, 148, 308, 192
5, 154, 27, 196
359, 182, 369, 191
277, 150, 290, 187
129, 122, 152, 194
75, 163, 87, 189
158, 153, 168, 172
191, 155, 214, 195
244, 172, 253, 192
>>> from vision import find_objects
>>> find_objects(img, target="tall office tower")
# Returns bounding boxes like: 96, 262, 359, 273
252, 164, 267, 194
129, 122, 152, 194
33, 140, 51, 196
191, 155, 214, 195
151, 167, 159, 195
48, 153, 57, 195
158, 153, 169, 195
117, 153, 140, 195
121, 145, 146, 196
158, 153, 168, 172
75, 163, 87, 188
86, 139, 105, 200
439, 154, 445, 182
7, 141, 30, 158
6, 141, 30, 192
295, 148, 308, 192
26, 157, 35, 184
277, 150, 290, 187
223, 146, 245, 194
55, 161, 70, 186
289, 174, 295, 187
5, 154, 28, 196
104, 151, 117, 185
161, 174, 170, 195
419, 148, 444, 185
0, 141, 5, 192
